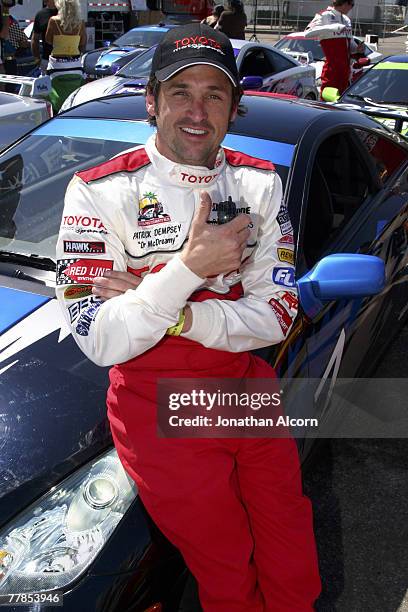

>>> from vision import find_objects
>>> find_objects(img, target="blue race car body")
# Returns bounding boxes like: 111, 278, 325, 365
0, 93, 406, 608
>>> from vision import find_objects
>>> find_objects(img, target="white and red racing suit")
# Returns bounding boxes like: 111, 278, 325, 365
56, 135, 321, 611
305, 5, 358, 95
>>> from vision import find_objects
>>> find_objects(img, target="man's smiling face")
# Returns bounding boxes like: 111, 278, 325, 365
146, 65, 237, 169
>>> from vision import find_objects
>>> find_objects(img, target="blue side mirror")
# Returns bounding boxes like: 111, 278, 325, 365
297, 253, 385, 318
240, 76, 263, 90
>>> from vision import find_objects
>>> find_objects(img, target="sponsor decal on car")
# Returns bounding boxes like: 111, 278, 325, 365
57, 259, 113, 285
138, 192, 171, 227
68, 296, 101, 324
64, 285, 94, 299
269, 298, 293, 335
63, 240, 106, 254
75, 301, 103, 337
277, 247, 295, 265
272, 267, 296, 288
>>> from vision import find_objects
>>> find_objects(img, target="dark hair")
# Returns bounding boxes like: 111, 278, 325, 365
229, 0, 244, 12
145, 74, 247, 127
333, 0, 353, 6
213, 4, 224, 17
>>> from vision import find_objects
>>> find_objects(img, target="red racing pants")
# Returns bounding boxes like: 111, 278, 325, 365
107, 336, 321, 611
320, 37, 351, 96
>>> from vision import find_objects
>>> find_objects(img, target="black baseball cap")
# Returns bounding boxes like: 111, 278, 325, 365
151, 23, 240, 88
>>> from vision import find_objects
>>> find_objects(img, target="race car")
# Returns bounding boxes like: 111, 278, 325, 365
0, 92, 407, 610
61, 40, 318, 111
82, 24, 177, 79
274, 31, 383, 90
0, 74, 52, 150
321, 54, 408, 135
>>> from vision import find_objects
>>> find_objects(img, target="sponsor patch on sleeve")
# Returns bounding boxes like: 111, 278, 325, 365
63, 240, 106, 254
64, 285, 94, 299
276, 202, 293, 236
272, 267, 295, 288
277, 247, 295, 265
57, 259, 113, 285
269, 298, 293, 336
277, 290, 298, 313
68, 296, 101, 324
75, 300, 103, 337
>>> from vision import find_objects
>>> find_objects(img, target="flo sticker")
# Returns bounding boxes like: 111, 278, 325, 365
138, 191, 171, 227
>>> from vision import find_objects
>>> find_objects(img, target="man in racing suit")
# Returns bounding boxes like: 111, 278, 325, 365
56, 23, 321, 611
305, 0, 360, 95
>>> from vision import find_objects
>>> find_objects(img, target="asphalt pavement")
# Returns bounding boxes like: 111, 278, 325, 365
305, 325, 408, 612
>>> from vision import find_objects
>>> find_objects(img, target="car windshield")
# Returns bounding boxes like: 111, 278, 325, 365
113, 29, 166, 49
0, 119, 156, 261
0, 116, 291, 263
117, 46, 156, 78
342, 65, 408, 105
275, 38, 325, 61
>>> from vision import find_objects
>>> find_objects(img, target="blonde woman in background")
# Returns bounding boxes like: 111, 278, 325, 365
45, 0, 86, 112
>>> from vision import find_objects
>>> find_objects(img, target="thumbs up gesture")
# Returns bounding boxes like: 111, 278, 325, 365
180, 191, 251, 279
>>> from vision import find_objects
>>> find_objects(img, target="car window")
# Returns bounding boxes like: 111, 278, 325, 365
114, 29, 166, 48
117, 46, 155, 78
342, 66, 408, 105
0, 125, 146, 260
354, 129, 407, 184
265, 49, 295, 73
239, 48, 274, 78
275, 38, 325, 61
302, 131, 377, 267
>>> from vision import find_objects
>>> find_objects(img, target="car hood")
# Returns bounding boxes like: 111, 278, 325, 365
337, 99, 408, 115
66, 75, 126, 107
95, 47, 146, 68
66, 75, 147, 109
0, 284, 110, 525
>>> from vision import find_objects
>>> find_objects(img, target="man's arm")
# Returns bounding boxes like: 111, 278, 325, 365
56, 175, 205, 367
304, 11, 346, 39
181, 173, 298, 352
31, 31, 41, 60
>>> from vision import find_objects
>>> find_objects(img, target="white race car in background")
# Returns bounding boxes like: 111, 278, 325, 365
275, 32, 383, 90
60, 40, 318, 112
0, 75, 52, 151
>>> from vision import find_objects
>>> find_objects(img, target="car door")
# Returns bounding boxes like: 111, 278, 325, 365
237, 45, 306, 96
282, 126, 408, 436
299, 127, 407, 371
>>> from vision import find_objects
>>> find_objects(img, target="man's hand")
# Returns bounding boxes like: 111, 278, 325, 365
181, 191, 251, 278
92, 270, 141, 301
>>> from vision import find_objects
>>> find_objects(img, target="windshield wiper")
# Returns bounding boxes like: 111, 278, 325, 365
0, 250, 56, 271
346, 93, 375, 103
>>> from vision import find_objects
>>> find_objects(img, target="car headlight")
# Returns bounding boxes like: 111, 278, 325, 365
0, 448, 137, 594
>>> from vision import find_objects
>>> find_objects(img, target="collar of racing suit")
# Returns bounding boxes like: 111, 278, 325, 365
144, 134, 226, 189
